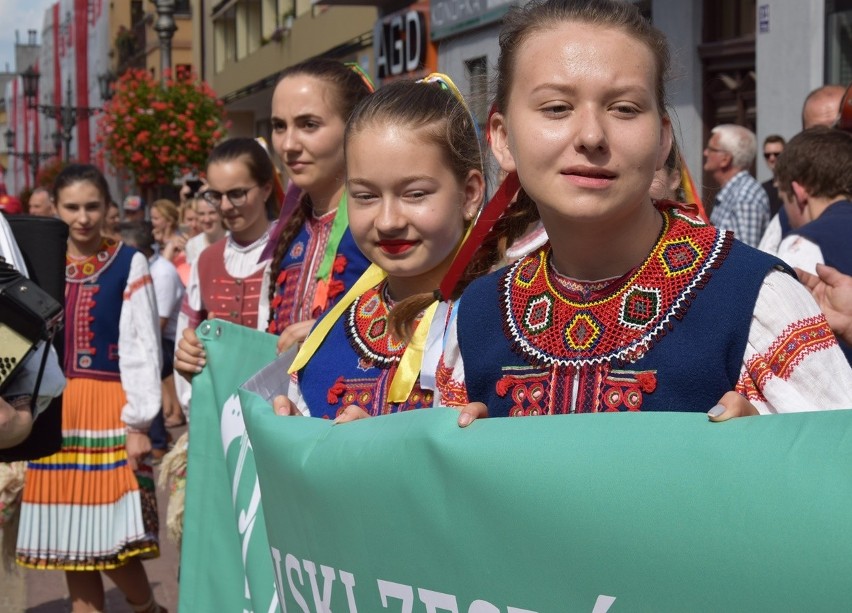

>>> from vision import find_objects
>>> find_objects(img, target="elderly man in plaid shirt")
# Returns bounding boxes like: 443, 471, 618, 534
705, 124, 770, 247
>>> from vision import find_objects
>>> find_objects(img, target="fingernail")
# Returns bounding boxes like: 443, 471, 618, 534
458, 412, 472, 427
707, 404, 725, 417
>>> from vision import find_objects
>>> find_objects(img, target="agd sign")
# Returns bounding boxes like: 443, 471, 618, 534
375, 9, 428, 79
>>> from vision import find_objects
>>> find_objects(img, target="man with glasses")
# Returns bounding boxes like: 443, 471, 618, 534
761, 135, 785, 217
704, 124, 770, 247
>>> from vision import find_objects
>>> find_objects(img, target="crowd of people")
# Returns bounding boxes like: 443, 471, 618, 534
1, 0, 851, 611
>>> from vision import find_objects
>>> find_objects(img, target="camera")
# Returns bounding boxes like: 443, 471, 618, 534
185, 179, 204, 198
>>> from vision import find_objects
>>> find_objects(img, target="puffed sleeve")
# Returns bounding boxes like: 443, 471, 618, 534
118, 251, 163, 430
173, 258, 203, 413
735, 269, 852, 413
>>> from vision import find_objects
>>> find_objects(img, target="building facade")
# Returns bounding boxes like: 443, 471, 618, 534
200, 0, 378, 139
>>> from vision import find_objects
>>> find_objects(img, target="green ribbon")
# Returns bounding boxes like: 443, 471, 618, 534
315, 192, 349, 283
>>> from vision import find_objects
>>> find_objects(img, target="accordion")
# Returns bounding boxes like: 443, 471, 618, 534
0, 256, 64, 395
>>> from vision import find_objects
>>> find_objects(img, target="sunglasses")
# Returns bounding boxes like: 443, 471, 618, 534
763, 151, 782, 160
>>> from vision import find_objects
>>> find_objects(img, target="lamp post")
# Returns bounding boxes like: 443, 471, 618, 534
20, 67, 101, 163
97, 72, 116, 102
151, 0, 177, 84
4, 128, 55, 189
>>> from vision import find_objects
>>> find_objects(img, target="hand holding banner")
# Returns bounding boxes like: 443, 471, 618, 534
242, 403, 852, 612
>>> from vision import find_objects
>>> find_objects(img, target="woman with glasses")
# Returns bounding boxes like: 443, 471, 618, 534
173, 138, 276, 387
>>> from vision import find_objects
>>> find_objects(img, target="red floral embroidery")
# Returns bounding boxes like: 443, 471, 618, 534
327, 376, 346, 404
435, 357, 468, 407
333, 254, 347, 275
635, 371, 657, 393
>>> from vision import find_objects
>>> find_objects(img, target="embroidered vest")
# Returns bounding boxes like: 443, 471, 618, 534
197, 239, 265, 329
269, 216, 370, 334
64, 241, 136, 381
297, 283, 433, 418
793, 200, 852, 363
457, 206, 789, 416
793, 201, 852, 273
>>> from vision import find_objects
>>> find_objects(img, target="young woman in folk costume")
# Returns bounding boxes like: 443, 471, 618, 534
174, 60, 375, 378
173, 138, 277, 402
273, 75, 538, 420
265, 58, 375, 352
16, 164, 166, 613
441, 0, 852, 425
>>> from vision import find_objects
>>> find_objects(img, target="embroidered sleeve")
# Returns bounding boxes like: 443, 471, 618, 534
736, 269, 852, 413
119, 252, 163, 430
434, 304, 469, 407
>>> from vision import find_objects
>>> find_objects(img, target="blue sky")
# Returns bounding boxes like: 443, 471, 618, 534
0, 0, 57, 75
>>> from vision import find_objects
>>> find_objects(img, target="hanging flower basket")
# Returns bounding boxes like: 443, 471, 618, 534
95, 68, 229, 189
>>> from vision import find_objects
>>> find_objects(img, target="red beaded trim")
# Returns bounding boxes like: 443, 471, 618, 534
66, 239, 121, 283
499, 204, 731, 367
344, 282, 408, 367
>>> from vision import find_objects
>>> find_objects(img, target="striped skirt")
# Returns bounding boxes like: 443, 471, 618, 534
16, 377, 160, 570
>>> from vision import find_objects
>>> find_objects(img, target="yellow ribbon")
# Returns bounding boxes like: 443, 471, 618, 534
288, 264, 440, 405
289, 263, 387, 375
387, 300, 439, 403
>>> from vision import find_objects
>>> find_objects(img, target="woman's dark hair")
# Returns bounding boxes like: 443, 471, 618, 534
495, 0, 671, 117
53, 164, 112, 205
267, 59, 374, 322
206, 137, 277, 218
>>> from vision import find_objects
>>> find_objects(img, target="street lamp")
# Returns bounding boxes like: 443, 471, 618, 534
20, 67, 101, 163
151, 0, 177, 84
4, 128, 55, 188
98, 72, 116, 102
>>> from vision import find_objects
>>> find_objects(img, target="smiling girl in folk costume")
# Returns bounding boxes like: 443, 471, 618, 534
265, 59, 374, 351
439, 0, 852, 422
17, 165, 166, 613
273, 76, 537, 420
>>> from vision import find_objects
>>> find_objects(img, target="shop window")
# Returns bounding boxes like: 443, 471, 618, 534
826, 0, 852, 84
214, 6, 237, 72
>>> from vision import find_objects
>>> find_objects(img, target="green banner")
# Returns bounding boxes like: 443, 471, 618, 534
241, 401, 852, 612
180, 320, 282, 613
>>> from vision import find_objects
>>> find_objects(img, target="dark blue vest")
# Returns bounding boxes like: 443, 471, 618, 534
793, 200, 852, 273
64, 243, 137, 381
269, 223, 369, 333
793, 200, 852, 363
457, 238, 789, 416
297, 285, 433, 418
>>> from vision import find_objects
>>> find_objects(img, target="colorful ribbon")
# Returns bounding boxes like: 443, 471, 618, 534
437, 171, 520, 301
311, 192, 350, 313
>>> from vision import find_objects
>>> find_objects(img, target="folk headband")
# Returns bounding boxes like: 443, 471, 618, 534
345, 62, 376, 93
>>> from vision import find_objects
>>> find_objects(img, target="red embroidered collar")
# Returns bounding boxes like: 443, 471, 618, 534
500, 204, 731, 366
345, 282, 408, 367
66, 239, 121, 282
